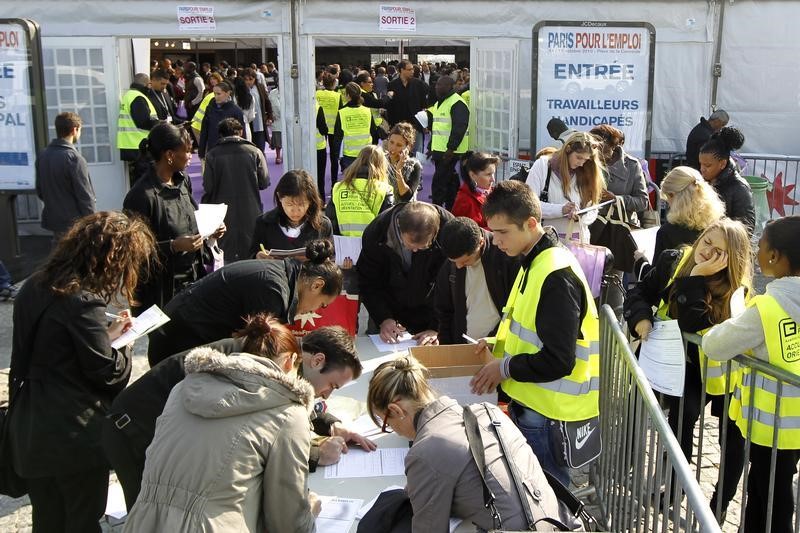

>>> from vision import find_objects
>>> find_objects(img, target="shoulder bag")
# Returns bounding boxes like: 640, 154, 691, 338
589, 195, 638, 272
463, 403, 591, 531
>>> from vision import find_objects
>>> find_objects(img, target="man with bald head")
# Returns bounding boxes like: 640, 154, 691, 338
117, 72, 160, 186
686, 109, 729, 170
427, 74, 469, 209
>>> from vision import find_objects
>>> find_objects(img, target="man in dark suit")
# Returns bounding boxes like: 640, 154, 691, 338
148, 69, 182, 124
386, 59, 428, 154
685, 109, 729, 170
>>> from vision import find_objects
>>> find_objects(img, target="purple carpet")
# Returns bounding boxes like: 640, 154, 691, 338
187, 144, 436, 208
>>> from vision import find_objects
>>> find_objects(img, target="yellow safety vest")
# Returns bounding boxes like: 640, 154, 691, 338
494, 246, 600, 421
338, 106, 373, 158
191, 93, 216, 134
729, 295, 800, 449
430, 92, 469, 154
314, 102, 327, 150
461, 89, 471, 108
361, 89, 383, 127
331, 179, 390, 237
117, 89, 157, 150
656, 249, 742, 395
316, 89, 341, 132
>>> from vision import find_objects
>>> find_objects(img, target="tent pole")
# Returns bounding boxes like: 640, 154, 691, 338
710, 0, 726, 110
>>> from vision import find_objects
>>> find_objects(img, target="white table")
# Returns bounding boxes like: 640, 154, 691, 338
307, 336, 472, 532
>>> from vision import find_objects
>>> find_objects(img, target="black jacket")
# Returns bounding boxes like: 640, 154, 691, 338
123, 169, 203, 313
249, 208, 333, 258
148, 88, 182, 124
199, 99, 245, 158
502, 229, 590, 384
685, 117, 714, 170
120, 83, 160, 162
9, 279, 131, 477
653, 222, 701, 262
148, 259, 302, 362
386, 76, 429, 131
202, 136, 269, 262
357, 203, 453, 333
434, 231, 520, 344
623, 249, 713, 366
713, 161, 755, 235
35, 138, 96, 235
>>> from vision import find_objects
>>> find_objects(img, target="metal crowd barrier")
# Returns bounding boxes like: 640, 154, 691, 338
591, 305, 722, 532
681, 331, 800, 533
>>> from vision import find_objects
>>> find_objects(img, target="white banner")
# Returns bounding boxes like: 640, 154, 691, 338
535, 24, 653, 158
379, 5, 416, 32
0, 24, 36, 190
177, 5, 216, 32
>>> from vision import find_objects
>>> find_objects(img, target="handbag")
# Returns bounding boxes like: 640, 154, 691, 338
589, 196, 638, 272
548, 416, 602, 470
203, 237, 225, 274
564, 238, 607, 299
463, 404, 576, 531
640, 180, 662, 229
0, 297, 56, 498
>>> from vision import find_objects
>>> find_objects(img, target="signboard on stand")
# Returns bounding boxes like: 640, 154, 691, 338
0, 19, 45, 191
532, 21, 655, 158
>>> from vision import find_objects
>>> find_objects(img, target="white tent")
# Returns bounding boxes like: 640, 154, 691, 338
4, 0, 798, 210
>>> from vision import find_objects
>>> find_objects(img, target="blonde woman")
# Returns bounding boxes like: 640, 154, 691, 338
366, 356, 560, 531
525, 131, 606, 241
326, 144, 394, 238
655, 166, 726, 260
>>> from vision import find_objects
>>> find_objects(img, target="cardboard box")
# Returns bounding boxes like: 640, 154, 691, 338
409, 344, 496, 406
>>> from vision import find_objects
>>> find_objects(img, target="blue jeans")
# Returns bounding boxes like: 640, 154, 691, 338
509, 401, 571, 487
0, 260, 11, 289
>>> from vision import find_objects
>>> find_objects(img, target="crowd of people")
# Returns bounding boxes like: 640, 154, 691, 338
4, 54, 797, 533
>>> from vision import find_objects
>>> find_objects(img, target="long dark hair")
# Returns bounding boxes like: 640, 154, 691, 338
35, 211, 157, 305
233, 76, 253, 110
273, 170, 324, 231
459, 151, 499, 192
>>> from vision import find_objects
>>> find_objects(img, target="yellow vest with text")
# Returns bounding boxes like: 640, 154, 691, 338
728, 295, 800, 449
430, 93, 469, 154
316, 89, 341, 132
338, 106, 373, 158
656, 249, 742, 395
493, 246, 600, 421
361, 89, 383, 127
191, 92, 216, 134
314, 102, 327, 150
117, 89, 157, 150
331, 179, 390, 237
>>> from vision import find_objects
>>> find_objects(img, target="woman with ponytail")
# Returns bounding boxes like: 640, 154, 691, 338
123, 122, 226, 315
450, 151, 500, 229
365, 355, 560, 531
102, 313, 299, 509
123, 315, 322, 532
699, 126, 755, 234
147, 239, 343, 365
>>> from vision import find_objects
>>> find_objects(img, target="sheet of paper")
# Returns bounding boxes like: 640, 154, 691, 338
194, 203, 227, 238
429, 376, 496, 406
414, 109, 429, 129
347, 413, 384, 438
333, 235, 363, 266
356, 485, 405, 519
632, 226, 659, 263
638, 319, 686, 396
316, 496, 363, 533
361, 352, 406, 374
575, 199, 614, 215
105, 481, 127, 521
111, 305, 170, 349
324, 448, 408, 479
369, 333, 418, 353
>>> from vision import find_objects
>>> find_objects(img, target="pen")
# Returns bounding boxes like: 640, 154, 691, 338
462, 334, 479, 344
105, 312, 124, 320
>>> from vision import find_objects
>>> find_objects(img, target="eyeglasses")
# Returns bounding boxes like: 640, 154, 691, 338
375, 414, 394, 434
